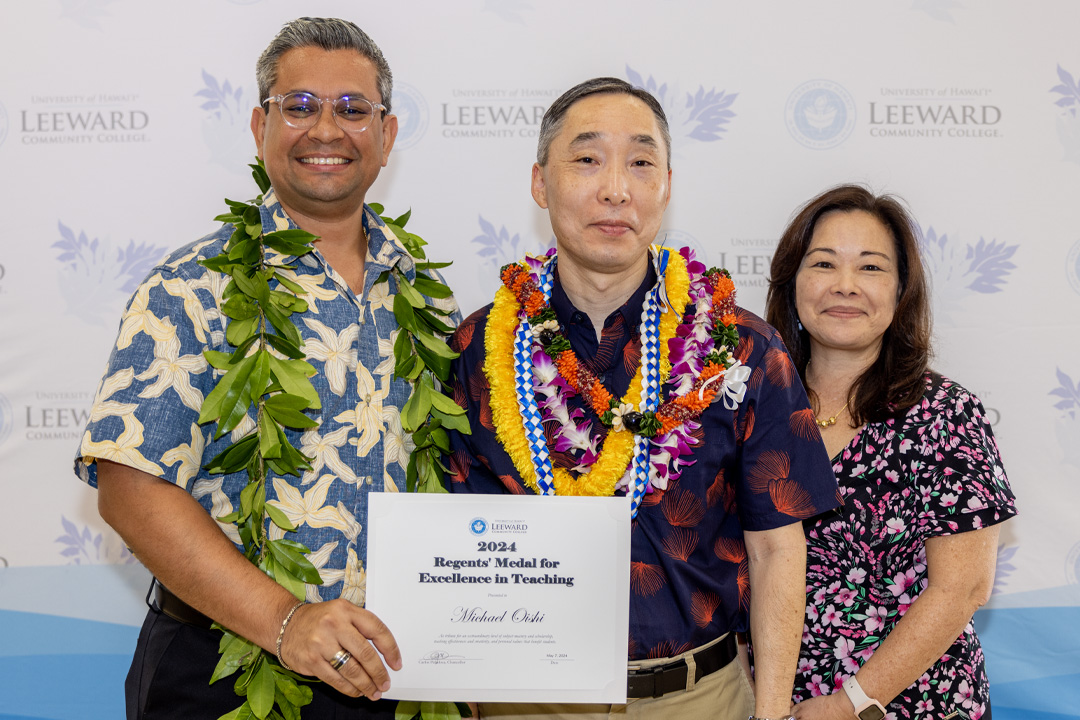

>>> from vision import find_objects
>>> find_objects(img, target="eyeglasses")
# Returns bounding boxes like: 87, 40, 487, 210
262, 92, 387, 132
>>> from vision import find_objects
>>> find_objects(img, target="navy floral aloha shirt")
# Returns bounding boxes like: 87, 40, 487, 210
446, 268, 840, 660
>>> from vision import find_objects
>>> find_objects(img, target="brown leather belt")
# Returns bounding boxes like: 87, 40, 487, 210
626, 632, 737, 699
151, 580, 214, 630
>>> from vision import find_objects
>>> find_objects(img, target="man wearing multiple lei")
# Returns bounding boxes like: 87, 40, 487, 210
445, 77, 841, 720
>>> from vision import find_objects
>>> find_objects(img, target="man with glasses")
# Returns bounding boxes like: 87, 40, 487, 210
75, 17, 444, 719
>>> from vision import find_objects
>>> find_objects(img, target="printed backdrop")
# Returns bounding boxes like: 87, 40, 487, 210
1, 1, 1078, 718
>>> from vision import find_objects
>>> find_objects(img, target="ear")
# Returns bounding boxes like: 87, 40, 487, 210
662, 168, 672, 212
250, 106, 267, 160
530, 163, 548, 209
379, 113, 398, 167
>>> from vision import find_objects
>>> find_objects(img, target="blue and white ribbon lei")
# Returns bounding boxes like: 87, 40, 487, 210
513, 248, 671, 518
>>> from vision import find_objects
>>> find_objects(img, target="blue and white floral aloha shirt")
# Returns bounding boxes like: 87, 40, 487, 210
75, 188, 458, 605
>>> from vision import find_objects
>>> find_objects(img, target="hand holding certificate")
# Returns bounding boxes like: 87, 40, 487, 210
365, 494, 631, 703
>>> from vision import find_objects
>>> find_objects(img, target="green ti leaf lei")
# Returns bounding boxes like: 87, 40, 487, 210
195, 160, 470, 720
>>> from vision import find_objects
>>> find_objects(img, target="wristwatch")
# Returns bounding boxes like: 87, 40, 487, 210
842, 675, 887, 720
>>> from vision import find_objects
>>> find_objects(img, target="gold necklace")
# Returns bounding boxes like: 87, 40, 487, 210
815, 399, 849, 428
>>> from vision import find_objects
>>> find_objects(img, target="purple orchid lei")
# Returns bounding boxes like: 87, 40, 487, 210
521, 247, 729, 494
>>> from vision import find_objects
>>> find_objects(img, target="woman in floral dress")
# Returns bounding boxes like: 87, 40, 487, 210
765, 185, 1016, 720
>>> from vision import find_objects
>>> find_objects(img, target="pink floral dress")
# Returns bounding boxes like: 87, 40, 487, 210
792, 374, 1017, 719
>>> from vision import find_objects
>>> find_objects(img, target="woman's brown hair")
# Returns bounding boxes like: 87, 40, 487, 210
765, 184, 932, 424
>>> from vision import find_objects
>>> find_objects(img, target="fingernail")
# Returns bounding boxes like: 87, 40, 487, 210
371, 692, 382, 701
381, 680, 391, 691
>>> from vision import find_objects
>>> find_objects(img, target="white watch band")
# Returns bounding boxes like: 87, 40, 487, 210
842, 676, 887, 720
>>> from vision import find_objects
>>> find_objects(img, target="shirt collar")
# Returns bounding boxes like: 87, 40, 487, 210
550, 261, 657, 331
258, 188, 417, 289
362, 205, 416, 296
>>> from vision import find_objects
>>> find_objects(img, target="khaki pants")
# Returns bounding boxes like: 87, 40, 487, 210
478, 634, 755, 720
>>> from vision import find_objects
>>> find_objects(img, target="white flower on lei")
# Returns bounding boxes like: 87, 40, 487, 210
529, 319, 559, 337
609, 402, 635, 432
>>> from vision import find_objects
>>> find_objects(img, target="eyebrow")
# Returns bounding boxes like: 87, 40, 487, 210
282, 89, 373, 100
567, 131, 602, 150
567, 131, 660, 150
805, 247, 894, 260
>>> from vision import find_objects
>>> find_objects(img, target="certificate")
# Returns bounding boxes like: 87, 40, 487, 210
365, 493, 631, 703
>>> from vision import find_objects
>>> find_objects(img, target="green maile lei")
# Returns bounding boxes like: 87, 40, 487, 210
195, 160, 470, 720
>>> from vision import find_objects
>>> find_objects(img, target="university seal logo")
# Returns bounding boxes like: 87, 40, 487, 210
786, 80, 856, 150
393, 82, 429, 151
1067, 238, 1080, 295
1067, 541, 1080, 584
0, 393, 13, 447
469, 517, 488, 536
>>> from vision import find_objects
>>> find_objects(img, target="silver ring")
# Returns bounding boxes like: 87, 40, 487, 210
330, 650, 351, 671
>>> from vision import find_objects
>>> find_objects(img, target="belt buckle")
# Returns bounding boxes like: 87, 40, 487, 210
650, 666, 664, 699
627, 658, 686, 699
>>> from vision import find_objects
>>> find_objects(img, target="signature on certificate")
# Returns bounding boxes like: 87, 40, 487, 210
420, 651, 467, 664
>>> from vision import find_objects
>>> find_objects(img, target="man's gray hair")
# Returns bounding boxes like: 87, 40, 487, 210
256, 17, 393, 112
536, 77, 671, 169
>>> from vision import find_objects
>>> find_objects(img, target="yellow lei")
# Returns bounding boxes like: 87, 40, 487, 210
484, 247, 690, 497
